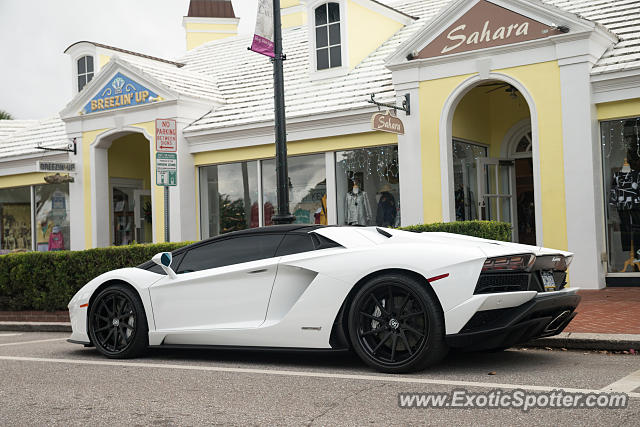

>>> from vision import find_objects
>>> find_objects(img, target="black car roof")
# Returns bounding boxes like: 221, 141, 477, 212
137, 224, 335, 270
186, 224, 331, 249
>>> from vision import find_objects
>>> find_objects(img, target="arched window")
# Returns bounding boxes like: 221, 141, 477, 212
314, 3, 341, 70
77, 56, 94, 92
514, 131, 532, 155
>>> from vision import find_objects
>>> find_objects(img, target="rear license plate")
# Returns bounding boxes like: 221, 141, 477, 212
541, 271, 556, 291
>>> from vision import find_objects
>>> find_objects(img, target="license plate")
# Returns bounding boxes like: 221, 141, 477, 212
541, 271, 556, 291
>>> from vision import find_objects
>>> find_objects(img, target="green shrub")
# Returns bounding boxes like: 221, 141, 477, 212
399, 220, 512, 242
0, 242, 191, 311
0, 220, 510, 312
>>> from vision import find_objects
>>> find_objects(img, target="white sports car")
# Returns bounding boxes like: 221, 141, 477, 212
68, 225, 580, 373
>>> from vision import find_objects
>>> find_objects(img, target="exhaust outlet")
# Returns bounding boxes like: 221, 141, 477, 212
544, 310, 571, 333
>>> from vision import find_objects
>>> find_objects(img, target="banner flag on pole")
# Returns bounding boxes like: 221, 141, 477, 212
249, 0, 275, 58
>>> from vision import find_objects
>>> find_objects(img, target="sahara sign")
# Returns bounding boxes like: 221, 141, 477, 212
417, 0, 560, 59
82, 72, 159, 114
372, 111, 404, 135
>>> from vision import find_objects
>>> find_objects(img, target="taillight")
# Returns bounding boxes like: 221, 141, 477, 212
482, 254, 536, 272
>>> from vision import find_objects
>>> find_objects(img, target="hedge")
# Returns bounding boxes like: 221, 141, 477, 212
0, 221, 511, 311
399, 220, 512, 242
0, 242, 191, 311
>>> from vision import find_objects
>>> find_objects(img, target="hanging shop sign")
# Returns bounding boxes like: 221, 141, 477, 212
155, 119, 177, 152
36, 161, 76, 173
82, 72, 159, 114
156, 153, 177, 186
416, 0, 561, 59
371, 111, 405, 135
249, 0, 275, 57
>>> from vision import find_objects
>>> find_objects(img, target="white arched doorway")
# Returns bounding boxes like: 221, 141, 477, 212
90, 127, 155, 247
439, 73, 543, 245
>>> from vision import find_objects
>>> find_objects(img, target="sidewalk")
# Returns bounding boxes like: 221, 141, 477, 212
528, 287, 640, 351
1, 288, 639, 350
564, 287, 640, 334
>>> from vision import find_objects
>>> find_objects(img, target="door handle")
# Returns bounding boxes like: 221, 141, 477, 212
248, 268, 268, 274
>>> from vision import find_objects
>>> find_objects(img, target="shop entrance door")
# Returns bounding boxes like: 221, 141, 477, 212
111, 179, 151, 246
476, 158, 519, 242
133, 189, 152, 244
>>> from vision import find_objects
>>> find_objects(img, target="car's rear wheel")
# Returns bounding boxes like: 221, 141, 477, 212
347, 273, 447, 373
88, 283, 148, 358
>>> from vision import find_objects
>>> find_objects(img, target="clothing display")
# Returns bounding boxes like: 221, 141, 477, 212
344, 191, 371, 225
610, 168, 640, 251
609, 169, 640, 210
376, 191, 396, 227
314, 194, 328, 225
48, 226, 65, 251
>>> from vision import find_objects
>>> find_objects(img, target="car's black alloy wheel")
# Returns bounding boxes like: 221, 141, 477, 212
348, 274, 447, 373
88, 284, 148, 358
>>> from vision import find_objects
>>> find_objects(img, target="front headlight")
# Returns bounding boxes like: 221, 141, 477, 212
482, 254, 536, 273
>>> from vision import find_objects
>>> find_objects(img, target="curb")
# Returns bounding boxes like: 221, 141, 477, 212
0, 322, 72, 333
526, 332, 640, 351
1, 324, 639, 351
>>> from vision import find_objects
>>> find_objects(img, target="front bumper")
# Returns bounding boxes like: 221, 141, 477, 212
445, 290, 581, 351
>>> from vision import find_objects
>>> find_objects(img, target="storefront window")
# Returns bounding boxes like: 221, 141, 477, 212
262, 154, 327, 225
601, 117, 640, 272
452, 140, 488, 221
35, 183, 70, 251
0, 187, 31, 253
199, 161, 259, 238
336, 146, 399, 227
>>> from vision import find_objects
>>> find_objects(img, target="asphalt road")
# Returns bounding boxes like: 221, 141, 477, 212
0, 332, 638, 426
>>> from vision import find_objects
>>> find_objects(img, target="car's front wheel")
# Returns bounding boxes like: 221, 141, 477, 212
347, 273, 448, 373
88, 283, 148, 358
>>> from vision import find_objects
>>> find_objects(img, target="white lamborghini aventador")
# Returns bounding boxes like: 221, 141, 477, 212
68, 225, 580, 373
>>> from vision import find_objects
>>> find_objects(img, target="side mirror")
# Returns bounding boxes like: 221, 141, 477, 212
152, 252, 177, 279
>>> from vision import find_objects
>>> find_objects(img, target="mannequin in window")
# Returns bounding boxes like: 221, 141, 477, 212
610, 158, 640, 255
376, 184, 396, 227
345, 181, 371, 225
48, 226, 65, 251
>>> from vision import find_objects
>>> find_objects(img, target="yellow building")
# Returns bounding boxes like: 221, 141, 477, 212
1, 0, 640, 289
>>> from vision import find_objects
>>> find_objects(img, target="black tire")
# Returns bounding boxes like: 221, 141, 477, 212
347, 273, 448, 373
88, 283, 148, 359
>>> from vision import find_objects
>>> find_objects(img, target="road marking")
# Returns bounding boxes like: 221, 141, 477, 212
0, 355, 638, 398
0, 338, 67, 347
0, 333, 23, 337
602, 368, 640, 393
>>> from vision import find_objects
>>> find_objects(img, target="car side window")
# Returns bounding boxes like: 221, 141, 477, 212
176, 234, 284, 274
276, 233, 315, 256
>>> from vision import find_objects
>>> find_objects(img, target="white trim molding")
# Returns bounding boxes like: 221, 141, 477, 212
438, 72, 543, 246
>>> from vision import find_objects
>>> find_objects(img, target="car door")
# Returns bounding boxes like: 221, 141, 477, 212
149, 233, 284, 331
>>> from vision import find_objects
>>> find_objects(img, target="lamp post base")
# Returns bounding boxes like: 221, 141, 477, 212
271, 214, 296, 225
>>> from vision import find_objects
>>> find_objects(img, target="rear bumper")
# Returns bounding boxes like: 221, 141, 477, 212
445, 290, 581, 351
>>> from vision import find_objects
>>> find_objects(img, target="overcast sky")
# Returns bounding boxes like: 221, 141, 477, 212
0, 0, 258, 119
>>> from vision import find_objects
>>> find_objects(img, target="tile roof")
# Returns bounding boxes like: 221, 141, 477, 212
543, 0, 640, 75
113, 56, 226, 105
64, 41, 185, 68
0, 117, 68, 160
0, 120, 37, 140
179, 0, 640, 133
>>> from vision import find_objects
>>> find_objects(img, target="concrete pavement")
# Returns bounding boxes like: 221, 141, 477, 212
0, 332, 638, 425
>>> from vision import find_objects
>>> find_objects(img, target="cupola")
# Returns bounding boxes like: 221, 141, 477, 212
183, 0, 240, 50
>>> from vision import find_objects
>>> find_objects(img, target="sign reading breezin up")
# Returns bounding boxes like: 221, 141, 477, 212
37, 161, 76, 173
